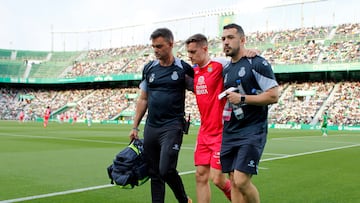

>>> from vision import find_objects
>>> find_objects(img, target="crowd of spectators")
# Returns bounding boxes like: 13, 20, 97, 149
262, 40, 322, 64
0, 87, 136, 122
321, 40, 360, 63
1, 81, 359, 126
57, 23, 359, 76
261, 24, 359, 64
268, 82, 335, 125
324, 81, 360, 126
63, 42, 186, 77
1, 23, 359, 126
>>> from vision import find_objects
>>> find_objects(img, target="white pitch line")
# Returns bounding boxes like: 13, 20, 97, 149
0, 171, 196, 203
1, 139, 359, 202
0, 132, 129, 145
0, 185, 114, 203
261, 143, 360, 162
179, 170, 196, 175
263, 152, 289, 156
0, 132, 196, 150
272, 138, 359, 145
271, 134, 359, 141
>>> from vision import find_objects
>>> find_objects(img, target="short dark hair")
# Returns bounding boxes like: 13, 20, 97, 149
223, 23, 245, 37
150, 28, 174, 42
185, 33, 208, 46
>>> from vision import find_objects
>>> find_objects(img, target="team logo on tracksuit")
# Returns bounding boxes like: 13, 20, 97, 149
172, 144, 180, 151
149, 73, 155, 83
171, 71, 179, 80
238, 67, 246, 77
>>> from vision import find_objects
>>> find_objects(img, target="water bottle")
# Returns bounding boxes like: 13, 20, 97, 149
232, 79, 245, 120
222, 101, 232, 121
237, 79, 246, 94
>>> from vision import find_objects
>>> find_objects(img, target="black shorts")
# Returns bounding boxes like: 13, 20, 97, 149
220, 129, 267, 175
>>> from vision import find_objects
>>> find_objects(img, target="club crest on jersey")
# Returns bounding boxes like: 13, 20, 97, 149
149, 73, 155, 83
262, 60, 269, 66
171, 71, 179, 80
238, 67, 246, 77
207, 65, 213, 72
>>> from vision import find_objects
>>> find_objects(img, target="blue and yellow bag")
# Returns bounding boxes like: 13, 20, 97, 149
107, 139, 149, 189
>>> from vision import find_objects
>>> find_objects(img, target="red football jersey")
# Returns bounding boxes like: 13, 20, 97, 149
44, 108, 51, 118
194, 58, 228, 137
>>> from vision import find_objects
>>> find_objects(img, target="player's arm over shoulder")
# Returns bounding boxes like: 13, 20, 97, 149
181, 60, 194, 77
213, 57, 230, 68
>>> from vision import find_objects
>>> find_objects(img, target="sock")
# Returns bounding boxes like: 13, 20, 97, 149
222, 179, 231, 201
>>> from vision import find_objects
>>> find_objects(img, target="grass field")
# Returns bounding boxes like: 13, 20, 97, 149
0, 120, 359, 203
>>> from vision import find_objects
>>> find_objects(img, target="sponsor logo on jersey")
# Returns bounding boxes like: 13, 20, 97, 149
196, 76, 208, 95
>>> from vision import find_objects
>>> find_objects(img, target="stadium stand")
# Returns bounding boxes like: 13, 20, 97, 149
15, 50, 49, 62
0, 23, 359, 128
29, 61, 73, 78
0, 49, 12, 59
0, 60, 27, 78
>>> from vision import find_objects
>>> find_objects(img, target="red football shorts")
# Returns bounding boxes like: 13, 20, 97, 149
194, 133, 222, 170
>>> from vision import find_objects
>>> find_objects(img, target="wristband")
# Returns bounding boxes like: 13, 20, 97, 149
132, 127, 140, 131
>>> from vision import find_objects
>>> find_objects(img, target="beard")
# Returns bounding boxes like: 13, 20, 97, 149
224, 46, 239, 57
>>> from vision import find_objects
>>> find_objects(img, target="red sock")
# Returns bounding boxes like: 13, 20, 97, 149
222, 179, 231, 201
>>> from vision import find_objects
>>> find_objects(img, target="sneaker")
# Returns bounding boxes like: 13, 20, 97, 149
187, 196, 192, 203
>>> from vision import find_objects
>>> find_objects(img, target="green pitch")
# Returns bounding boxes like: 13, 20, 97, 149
0, 121, 359, 203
